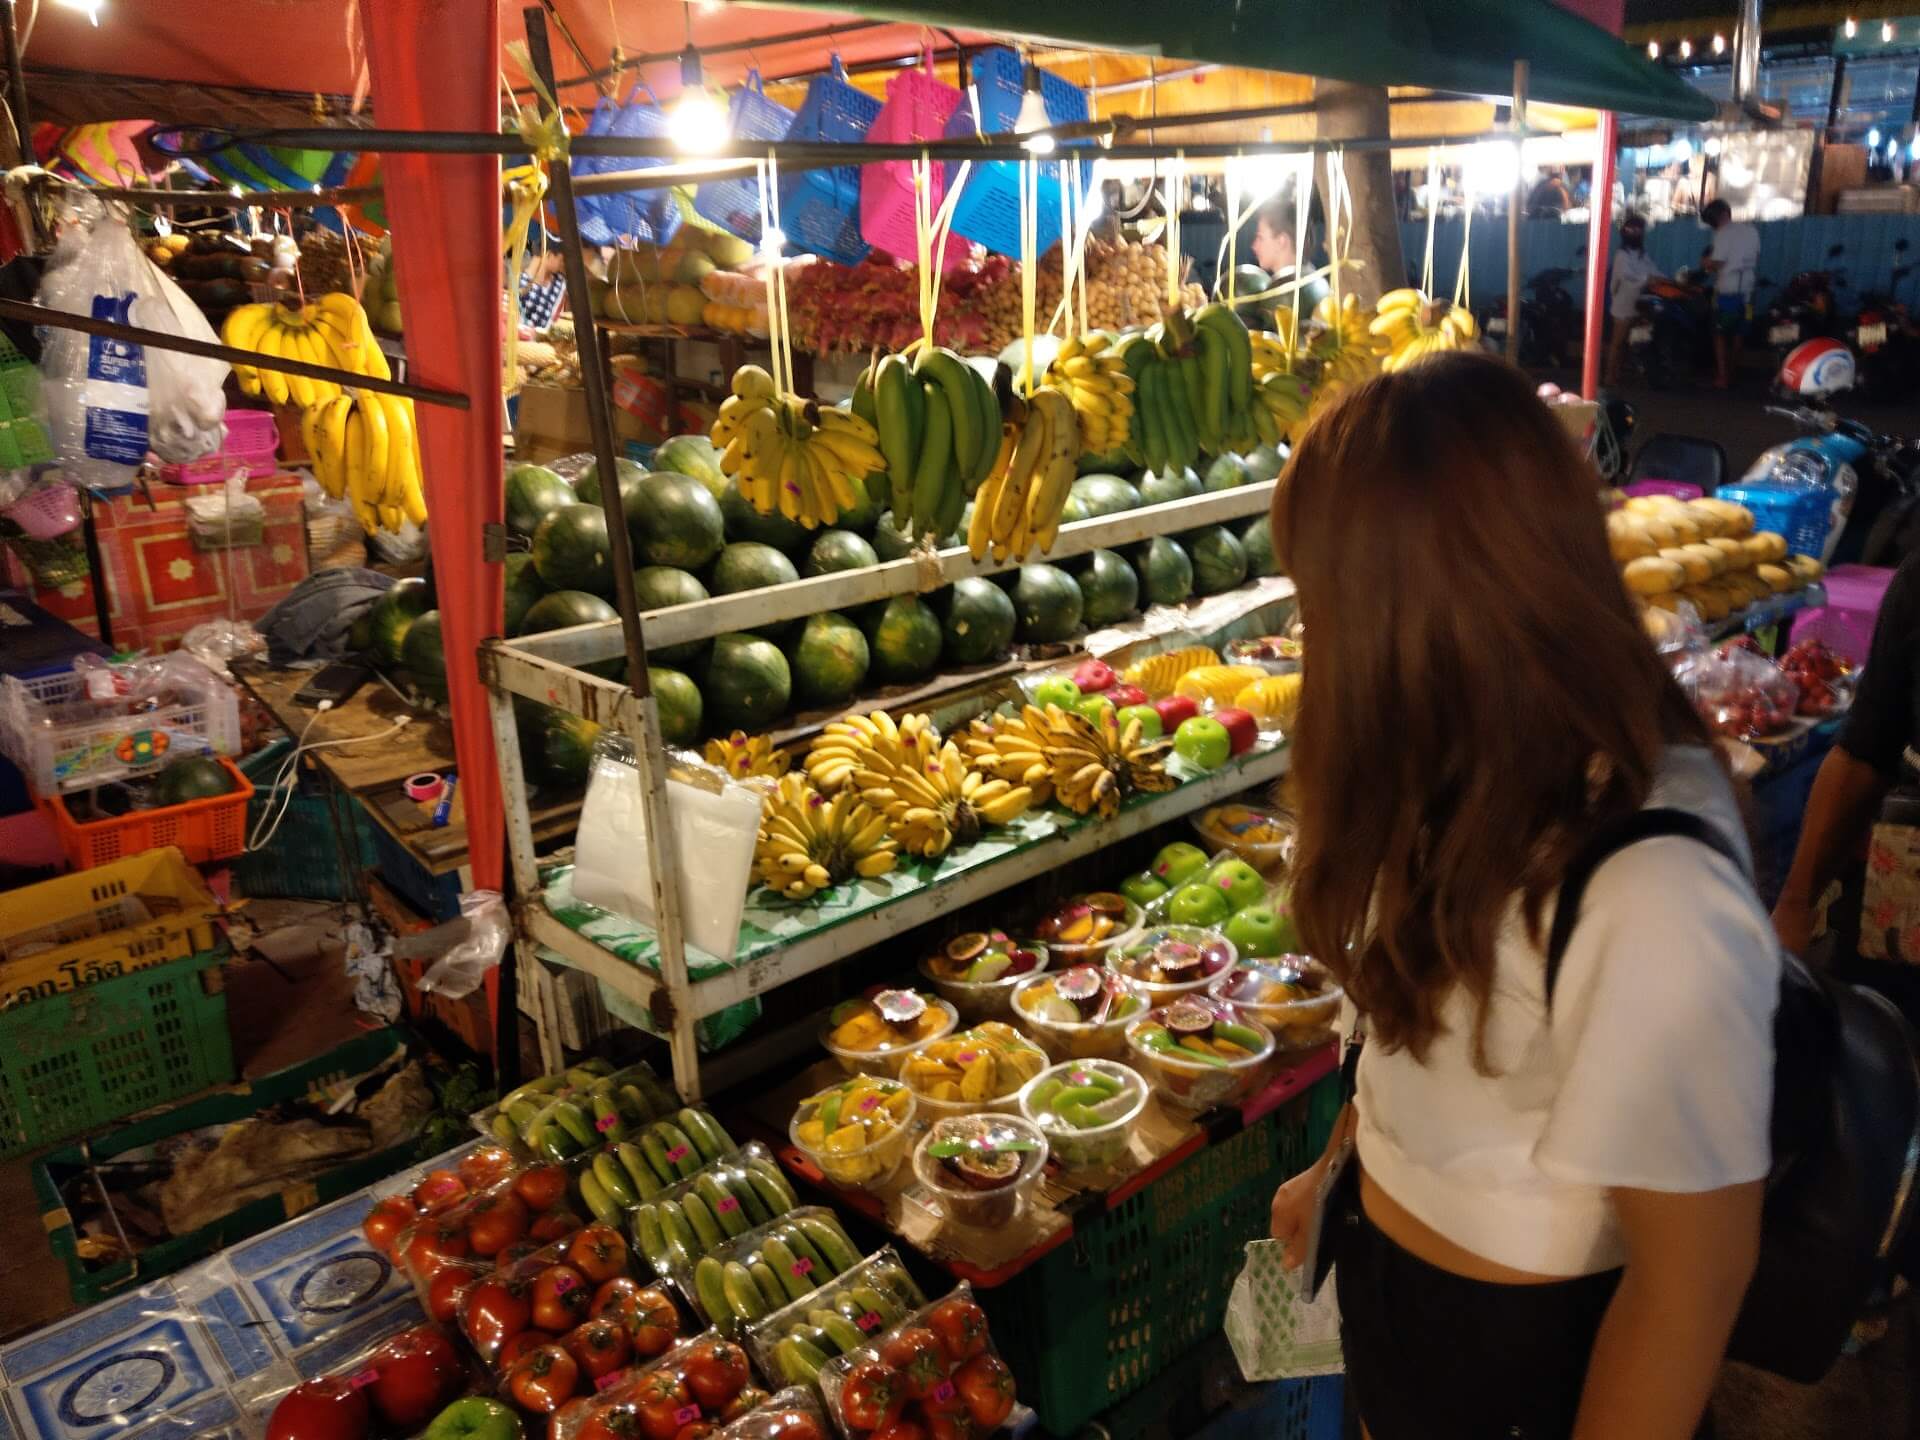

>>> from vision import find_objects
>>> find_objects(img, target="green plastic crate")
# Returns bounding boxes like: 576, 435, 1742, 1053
977, 1076, 1341, 1437
228, 759, 380, 902
0, 947, 233, 1158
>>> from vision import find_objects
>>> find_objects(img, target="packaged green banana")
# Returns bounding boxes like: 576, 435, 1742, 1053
675, 1205, 858, 1323
741, 1246, 927, 1388
622, 1139, 795, 1281
569, 1109, 747, 1223
469, 1057, 678, 1146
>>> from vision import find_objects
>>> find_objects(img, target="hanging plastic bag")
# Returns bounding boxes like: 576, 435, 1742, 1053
1222, 1238, 1344, 1382
416, 890, 511, 1000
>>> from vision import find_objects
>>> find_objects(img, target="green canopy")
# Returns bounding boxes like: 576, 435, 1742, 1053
744, 0, 1715, 122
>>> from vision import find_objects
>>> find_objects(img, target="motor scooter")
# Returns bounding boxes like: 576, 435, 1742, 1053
1850, 237, 1915, 404
1629, 268, 1713, 388
1755, 243, 1847, 368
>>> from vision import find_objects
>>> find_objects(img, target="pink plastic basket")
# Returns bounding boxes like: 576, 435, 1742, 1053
2, 484, 81, 540
859, 58, 967, 269
157, 408, 279, 485
1787, 562, 1894, 667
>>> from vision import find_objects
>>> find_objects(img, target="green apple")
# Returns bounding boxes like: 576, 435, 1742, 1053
1116, 703, 1163, 739
1173, 715, 1231, 770
1224, 905, 1290, 958
1207, 857, 1266, 913
425, 1397, 522, 1440
1119, 870, 1170, 907
1033, 676, 1081, 710
1072, 693, 1116, 726
1151, 841, 1210, 888
1167, 881, 1232, 928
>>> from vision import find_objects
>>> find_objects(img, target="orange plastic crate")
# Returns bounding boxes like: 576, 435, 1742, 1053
44, 757, 255, 870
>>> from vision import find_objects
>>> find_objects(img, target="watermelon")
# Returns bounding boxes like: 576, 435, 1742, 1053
631, 472, 725, 570
720, 478, 809, 555
539, 705, 602, 788
942, 576, 1017, 665
1067, 475, 1140, 521
1069, 548, 1140, 627
1244, 445, 1286, 482
864, 596, 943, 683
702, 632, 791, 732
1012, 564, 1084, 643
521, 591, 623, 679
632, 565, 709, 666
804, 530, 878, 577
1137, 465, 1204, 506
1133, 537, 1194, 606
369, 576, 431, 665
653, 434, 726, 500
650, 667, 703, 745
787, 612, 870, 707
150, 755, 234, 806
1241, 515, 1281, 579
502, 553, 546, 637
1186, 524, 1249, 595
533, 503, 615, 596
708, 542, 801, 639
402, 609, 447, 700
871, 516, 914, 562
1078, 447, 1133, 475
505, 463, 573, 538
575, 456, 648, 525
1204, 453, 1256, 491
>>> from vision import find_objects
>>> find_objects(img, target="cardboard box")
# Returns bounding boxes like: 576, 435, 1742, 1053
513, 383, 657, 464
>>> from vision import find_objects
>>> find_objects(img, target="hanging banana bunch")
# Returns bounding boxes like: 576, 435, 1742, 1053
1040, 331, 1134, 457
1368, 287, 1482, 372
967, 385, 1078, 563
1248, 327, 1311, 446
710, 364, 886, 531
1300, 293, 1384, 431
753, 773, 898, 900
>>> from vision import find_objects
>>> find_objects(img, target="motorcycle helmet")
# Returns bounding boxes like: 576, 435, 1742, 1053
1777, 336, 1856, 399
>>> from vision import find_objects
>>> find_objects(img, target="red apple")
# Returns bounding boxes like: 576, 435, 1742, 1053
366, 1325, 464, 1431
267, 1377, 370, 1440
1214, 707, 1258, 756
1107, 683, 1149, 708
1152, 695, 1199, 733
1071, 658, 1116, 692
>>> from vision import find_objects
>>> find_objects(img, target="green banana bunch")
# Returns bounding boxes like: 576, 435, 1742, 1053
763, 1254, 925, 1384
688, 1208, 865, 1336
871, 346, 1003, 544
631, 1153, 803, 1282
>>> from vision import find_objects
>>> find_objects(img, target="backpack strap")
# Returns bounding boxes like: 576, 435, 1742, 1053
1544, 807, 1746, 1006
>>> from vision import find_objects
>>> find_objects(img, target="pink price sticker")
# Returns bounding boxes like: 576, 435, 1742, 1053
933, 1381, 957, 1403
791, 1257, 814, 1276
665, 1145, 690, 1164
1218, 875, 1234, 890
858, 1310, 883, 1331
596, 1369, 628, 1392
348, 1368, 379, 1390
675, 1405, 704, 1425
859, 1094, 881, 1111
551, 1272, 577, 1293
1069, 1070, 1093, 1086
955, 1051, 979, 1064
716, 1195, 739, 1213
596, 1113, 618, 1132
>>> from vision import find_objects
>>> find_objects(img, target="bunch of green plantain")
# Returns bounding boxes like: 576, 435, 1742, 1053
688, 1206, 865, 1337
1120, 302, 1259, 472
855, 345, 1005, 545
573, 1107, 738, 1219
630, 1149, 802, 1278
762, 1254, 926, 1383
490, 1058, 678, 1148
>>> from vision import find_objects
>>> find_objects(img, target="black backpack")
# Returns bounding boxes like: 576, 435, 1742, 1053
1547, 808, 1920, 1383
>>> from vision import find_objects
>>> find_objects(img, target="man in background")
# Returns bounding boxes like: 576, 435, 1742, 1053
1702, 198, 1760, 389
1604, 213, 1661, 387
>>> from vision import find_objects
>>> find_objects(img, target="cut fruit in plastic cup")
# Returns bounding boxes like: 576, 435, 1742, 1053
1018, 1057, 1148, 1171
1030, 891, 1143, 966
1206, 957, 1343, 1052
898, 1021, 1051, 1122
1125, 996, 1275, 1113
819, 990, 959, 1077
789, 1075, 917, 1190
1008, 967, 1150, 1061
918, 933, 1051, 1022
1106, 925, 1237, 1005
1191, 802, 1295, 876
911, 1113, 1049, 1228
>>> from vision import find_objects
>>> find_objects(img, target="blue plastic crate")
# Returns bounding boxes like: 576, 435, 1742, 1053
1716, 480, 1833, 558
693, 71, 795, 243
575, 83, 681, 248
945, 46, 1093, 258
779, 57, 881, 265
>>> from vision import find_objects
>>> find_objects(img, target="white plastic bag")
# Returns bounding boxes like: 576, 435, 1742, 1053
573, 732, 761, 960
1223, 1239, 1344, 1382
37, 202, 230, 478
417, 890, 511, 1000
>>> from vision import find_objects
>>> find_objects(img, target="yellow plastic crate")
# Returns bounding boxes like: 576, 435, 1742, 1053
0, 846, 222, 1013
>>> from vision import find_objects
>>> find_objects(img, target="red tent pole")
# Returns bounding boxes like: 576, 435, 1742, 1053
1581, 109, 1618, 399
359, 0, 505, 899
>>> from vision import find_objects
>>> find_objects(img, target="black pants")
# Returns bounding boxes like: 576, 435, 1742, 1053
1335, 1199, 1622, 1440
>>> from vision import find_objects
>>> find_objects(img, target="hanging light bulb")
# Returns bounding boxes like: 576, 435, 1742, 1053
1016, 61, 1054, 154
1844, 16, 1858, 38
1712, 32, 1726, 54
1884, 20, 1897, 42
1678, 38, 1692, 59
52, 0, 101, 20
1648, 40, 1661, 58
1705, 136, 1724, 157
669, 48, 727, 155
1869, 127, 1883, 149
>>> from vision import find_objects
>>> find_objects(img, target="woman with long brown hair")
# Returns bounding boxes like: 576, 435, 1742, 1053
1267, 353, 1776, 1439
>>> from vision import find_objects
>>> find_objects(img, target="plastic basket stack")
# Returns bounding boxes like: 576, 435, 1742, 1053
1716, 480, 1834, 558
692, 70, 795, 243
779, 57, 882, 265
945, 47, 1093, 259
860, 57, 966, 268
575, 83, 682, 248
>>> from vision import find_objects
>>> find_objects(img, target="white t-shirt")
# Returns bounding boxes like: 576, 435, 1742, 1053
1609, 249, 1660, 320
1710, 221, 1761, 297
1353, 746, 1778, 1278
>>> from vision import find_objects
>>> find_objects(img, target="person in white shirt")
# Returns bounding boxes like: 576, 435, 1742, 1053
1605, 213, 1662, 387
1703, 198, 1761, 388
1266, 354, 1773, 1440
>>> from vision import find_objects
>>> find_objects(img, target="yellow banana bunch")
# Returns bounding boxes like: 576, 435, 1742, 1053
1369, 287, 1482, 373
222, 292, 389, 402
703, 730, 791, 781
1252, 370, 1311, 447
753, 773, 898, 900
1042, 331, 1134, 456
1029, 702, 1176, 819
1301, 293, 1383, 429
711, 364, 881, 530
1249, 327, 1301, 382
967, 386, 1079, 564
958, 706, 1055, 807
846, 714, 1032, 860
804, 709, 937, 793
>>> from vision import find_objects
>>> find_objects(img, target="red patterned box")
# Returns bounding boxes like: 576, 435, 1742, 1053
0, 473, 309, 651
